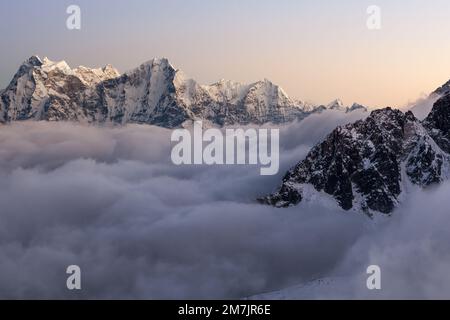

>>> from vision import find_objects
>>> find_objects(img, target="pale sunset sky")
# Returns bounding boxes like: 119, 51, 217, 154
1, 0, 450, 108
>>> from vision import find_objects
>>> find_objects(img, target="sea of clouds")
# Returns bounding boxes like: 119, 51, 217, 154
0, 109, 449, 299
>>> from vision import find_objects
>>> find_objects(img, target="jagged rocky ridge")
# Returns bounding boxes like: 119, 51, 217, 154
261, 95, 450, 214
0, 56, 367, 128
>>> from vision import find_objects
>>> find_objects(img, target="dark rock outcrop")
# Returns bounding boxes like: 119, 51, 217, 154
262, 101, 450, 214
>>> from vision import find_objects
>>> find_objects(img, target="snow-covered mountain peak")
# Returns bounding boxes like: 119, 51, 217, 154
327, 98, 345, 110
347, 103, 368, 113
41, 57, 73, 74
138, 57, 175, 72
409, 78, 450, 120
101, 64, 120, 77
315, 100, 368, 113
202, 79, 249, 104
245, 79, 293, 105
73, 65, 120, 86
433, 79, 450, 96
24, 55, 43, 67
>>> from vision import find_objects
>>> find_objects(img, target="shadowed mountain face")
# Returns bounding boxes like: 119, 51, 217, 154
262, 95, 450, 214
1, 56, 369, 128
423, 93, 450, 154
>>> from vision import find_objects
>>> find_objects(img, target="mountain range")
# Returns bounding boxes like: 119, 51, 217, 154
3, 55, 450, 216
0, 56, 366, 128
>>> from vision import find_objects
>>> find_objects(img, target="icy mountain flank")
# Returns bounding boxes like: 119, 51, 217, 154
0, 56, 365, 128
261, 93, 450, 215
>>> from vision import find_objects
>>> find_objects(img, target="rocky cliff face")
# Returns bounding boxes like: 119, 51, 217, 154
261, 97, 450, 214
423, 93, 450, 154
1, 56, 365, 128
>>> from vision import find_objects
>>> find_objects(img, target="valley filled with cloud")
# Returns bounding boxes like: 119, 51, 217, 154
0, 109, 449, 299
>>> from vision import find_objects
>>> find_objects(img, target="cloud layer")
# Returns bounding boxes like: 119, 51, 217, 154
2, 109, 448, 299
